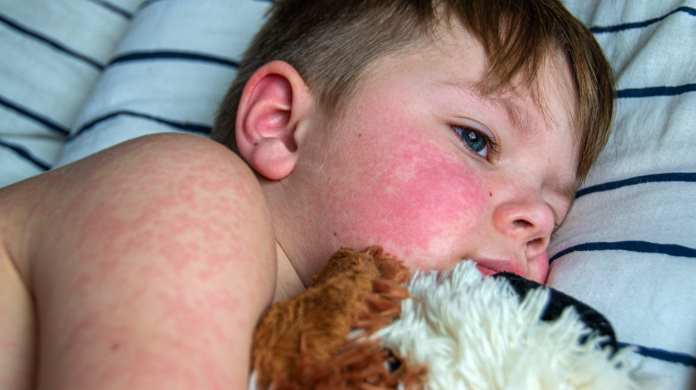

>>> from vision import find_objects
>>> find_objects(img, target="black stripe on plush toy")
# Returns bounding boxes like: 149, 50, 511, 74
493, 273, 618, 354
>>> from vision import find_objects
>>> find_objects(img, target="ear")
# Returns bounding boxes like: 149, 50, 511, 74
235, 60, 313, 180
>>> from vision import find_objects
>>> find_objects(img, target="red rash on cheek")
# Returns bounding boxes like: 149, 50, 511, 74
335, 136, 487, 263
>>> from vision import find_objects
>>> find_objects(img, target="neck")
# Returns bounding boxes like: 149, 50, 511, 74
273, 241, 305, 302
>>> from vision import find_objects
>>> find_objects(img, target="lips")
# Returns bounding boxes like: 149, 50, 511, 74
472, 258, 526, 278
475, 263, 499, 276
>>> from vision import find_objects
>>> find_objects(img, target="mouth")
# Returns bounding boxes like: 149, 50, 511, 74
471, 258, 526, 278
474, 263, 499, 276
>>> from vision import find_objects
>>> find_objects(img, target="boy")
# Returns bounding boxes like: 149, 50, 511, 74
0, 0, 613, 389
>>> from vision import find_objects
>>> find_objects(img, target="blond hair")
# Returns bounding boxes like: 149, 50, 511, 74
212, 0, 613, 183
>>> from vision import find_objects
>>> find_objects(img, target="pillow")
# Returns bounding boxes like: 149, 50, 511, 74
54, 0, 271, 166
0, 0, 144, 187
549, 1, 696, 388
16, 1, 695, 387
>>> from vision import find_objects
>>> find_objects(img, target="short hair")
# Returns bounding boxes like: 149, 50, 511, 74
212, 0, 614, 183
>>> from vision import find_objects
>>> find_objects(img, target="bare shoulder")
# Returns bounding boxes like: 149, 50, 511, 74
97, 133, 275, 240
87, 133, 265, 202
3, 133, 276, 290
39, 131, 276, 249
0, 134, 278, 387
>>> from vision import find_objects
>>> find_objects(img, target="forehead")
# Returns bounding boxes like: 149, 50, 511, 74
350, 22, 581, 191
359, 22, 579, 141
438, 24, 578, 132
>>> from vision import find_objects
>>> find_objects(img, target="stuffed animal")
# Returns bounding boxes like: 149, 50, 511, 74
250, 247, 654, 389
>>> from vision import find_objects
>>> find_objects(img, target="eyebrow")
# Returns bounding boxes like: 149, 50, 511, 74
440, 80, 529, 136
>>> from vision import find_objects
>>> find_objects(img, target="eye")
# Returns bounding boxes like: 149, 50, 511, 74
551, 221, 562, 240
550, 206, 569, 237
552, 221, 561, 234
452, 126, 497, 158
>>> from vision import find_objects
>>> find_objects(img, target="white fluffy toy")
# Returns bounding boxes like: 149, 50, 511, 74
250, 247, 656, 389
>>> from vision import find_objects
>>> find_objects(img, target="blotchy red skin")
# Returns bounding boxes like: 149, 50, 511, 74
324, 128, 488, 272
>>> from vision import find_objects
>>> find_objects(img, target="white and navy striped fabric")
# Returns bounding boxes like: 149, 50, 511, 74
548, 1, 696, 388
54, 0, 270, 166
0, 0, 144, 187
1, 0, 695, 387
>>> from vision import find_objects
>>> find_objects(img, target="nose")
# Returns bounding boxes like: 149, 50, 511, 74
492, 198, 555, 261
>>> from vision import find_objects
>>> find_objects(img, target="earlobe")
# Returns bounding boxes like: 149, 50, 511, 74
235, 61, 312, 180
248, 137, 298, 180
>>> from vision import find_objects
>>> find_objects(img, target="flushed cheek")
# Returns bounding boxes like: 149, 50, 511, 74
334, 140, 487, 266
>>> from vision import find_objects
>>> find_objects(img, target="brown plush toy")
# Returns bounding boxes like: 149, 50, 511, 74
250, 247, 654, 390
251, 246, 424, 389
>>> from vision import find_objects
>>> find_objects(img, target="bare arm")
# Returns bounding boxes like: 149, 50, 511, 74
20, 134, 276, 389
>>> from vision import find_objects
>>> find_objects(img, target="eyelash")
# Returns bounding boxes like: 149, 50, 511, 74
452, 125, 499, 159
551, 222, 562, 240
551, 208, 566, 235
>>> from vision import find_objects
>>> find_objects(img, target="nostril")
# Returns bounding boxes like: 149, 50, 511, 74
513, 219, 534, 229
527, 237, 546, 251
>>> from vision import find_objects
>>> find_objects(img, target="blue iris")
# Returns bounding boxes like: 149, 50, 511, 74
453, 126, 489, 157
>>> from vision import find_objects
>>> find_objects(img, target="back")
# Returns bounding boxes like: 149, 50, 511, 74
0, 134, 279, 389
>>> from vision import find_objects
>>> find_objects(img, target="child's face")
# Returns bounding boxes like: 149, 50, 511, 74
291, 25, 579, 284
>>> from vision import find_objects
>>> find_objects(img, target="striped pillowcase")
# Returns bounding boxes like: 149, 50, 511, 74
549, 1, 696, 387
0, 0, 144, 187
55, 0, 271, 166
2, 0, 694, 387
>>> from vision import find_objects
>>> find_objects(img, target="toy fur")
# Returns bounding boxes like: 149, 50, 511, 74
250, 247, 653, 389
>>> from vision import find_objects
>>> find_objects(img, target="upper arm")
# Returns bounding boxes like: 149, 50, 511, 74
26, 133, 276, 388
